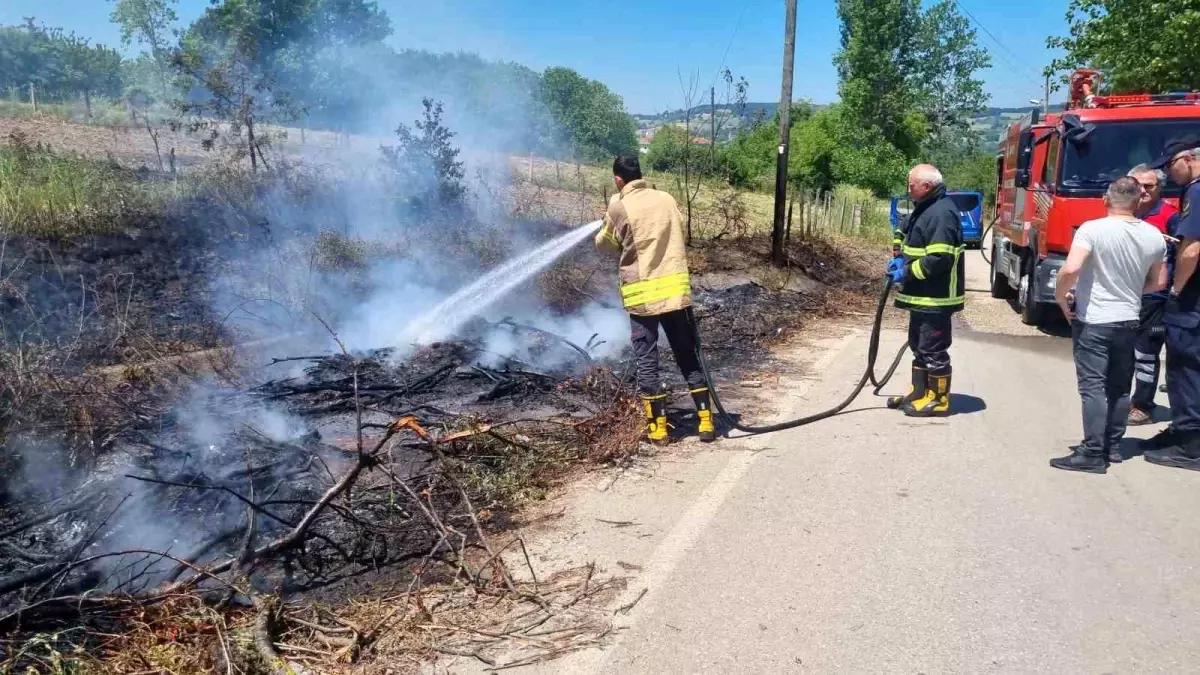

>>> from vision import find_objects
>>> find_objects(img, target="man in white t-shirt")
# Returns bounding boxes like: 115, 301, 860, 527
1051, 176, 1168, 474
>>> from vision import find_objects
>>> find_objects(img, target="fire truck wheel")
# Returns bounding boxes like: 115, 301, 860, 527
1018, 260, 1050, 326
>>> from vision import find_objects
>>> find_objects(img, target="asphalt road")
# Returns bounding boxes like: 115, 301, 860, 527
454, 252, 1200, 674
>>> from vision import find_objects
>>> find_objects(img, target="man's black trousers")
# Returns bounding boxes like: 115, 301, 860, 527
630, 309, 707, 396
1073, 320, 1139, 456
1132, 297, 1167, 413
907, 311, 952, 372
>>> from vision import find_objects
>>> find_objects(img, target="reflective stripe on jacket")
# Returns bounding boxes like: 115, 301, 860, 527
895, 187, 965, 314
594, 179, 692, 316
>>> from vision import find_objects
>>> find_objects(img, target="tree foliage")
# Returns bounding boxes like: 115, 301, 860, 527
540, 67, 638, 162
110, 0, 178, 99
835, 0, 925, 157
381, 98, 466, 210
0, 22, 123, 105
910, 1, 991, 150
173, 0, 392, 169
646, 124, 710, 174
1047, 0, 1200, 93
789, 105, 909, 195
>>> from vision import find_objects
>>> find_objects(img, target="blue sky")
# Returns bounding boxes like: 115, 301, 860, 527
1, 0, 1065, 112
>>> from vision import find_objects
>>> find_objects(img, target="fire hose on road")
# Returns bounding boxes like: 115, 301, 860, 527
691, 276, 910, 435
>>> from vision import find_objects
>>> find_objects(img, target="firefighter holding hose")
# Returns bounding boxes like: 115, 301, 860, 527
886, 164, 966, 416
595, 155, 715, 443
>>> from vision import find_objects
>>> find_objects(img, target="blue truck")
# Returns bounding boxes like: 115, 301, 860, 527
889, 190, 984, 248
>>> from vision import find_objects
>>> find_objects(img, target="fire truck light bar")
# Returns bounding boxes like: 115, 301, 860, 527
1092, 92, 1200, 107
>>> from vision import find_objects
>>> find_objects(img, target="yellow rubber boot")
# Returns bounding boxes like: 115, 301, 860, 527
902, 369, 951, 417
887, 363, 926, 409
691, 387, 716, 442
643, 395, 668, 442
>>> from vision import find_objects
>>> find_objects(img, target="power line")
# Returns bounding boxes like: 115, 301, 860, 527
949, 0, 1045, 90
709, 0, 752, 93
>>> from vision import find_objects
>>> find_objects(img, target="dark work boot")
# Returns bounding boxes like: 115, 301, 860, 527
1144, 432, 1200, 471
887, 362, 926, 409
1140, 426, 1181, 452
1050, 447, 1107, 474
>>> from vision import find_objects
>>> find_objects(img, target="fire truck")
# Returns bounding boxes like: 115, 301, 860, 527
990, 69, 1200, 325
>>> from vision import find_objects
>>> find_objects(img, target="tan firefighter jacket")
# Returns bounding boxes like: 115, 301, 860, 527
594, 179, 692, 316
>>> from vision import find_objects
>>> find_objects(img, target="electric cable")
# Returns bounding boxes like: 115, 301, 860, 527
948, 0, 1046, 91
692, 275, 910, 435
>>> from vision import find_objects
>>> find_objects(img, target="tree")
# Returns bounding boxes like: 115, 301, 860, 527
381, 98, 466, 212
645, 125, 694, 172
910, 0, 991, 151
540, 67, 637, 162
789, 105, 908, 196
109, 0, 178, 99
60, 35, 123, 119
720, 119, 779, 188
174, 0, 392, 171
834, 0, 925, 157
1047, 0, 1200, 93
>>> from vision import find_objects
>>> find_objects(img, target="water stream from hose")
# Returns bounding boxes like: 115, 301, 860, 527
399, 219, 604, 347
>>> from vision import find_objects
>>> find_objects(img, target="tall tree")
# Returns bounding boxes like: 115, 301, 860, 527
834, 0, 925, 157
540, 67, 637, 162
1047, 0, 1200, 93
174, 0, 391, 170
60, 35, 123, 118
109, 0, 178, 99
909, 0, 991, 149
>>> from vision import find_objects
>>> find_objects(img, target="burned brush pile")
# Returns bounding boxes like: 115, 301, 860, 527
0, 310, 642, 672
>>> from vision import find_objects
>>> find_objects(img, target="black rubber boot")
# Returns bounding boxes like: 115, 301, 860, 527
1050, 447, 1107, 474
887, 362, 926, 409
1144, 432, 1200, 471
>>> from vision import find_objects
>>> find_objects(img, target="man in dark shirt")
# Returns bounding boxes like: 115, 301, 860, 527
1144, 136, 1200, 469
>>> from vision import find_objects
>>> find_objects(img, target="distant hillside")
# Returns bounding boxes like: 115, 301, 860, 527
634, 102, 1064, 125
632, 101, 1070, 146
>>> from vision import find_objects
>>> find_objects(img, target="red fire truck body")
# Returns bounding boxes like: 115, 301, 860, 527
990, 70, 1200, 325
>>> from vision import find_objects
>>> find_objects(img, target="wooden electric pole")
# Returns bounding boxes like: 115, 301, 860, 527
1043, 73, 1050, 114
771, 0, 798, 267
711, 86, 717, 166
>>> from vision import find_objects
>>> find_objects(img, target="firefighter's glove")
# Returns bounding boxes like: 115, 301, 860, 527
887, 257, 907, 283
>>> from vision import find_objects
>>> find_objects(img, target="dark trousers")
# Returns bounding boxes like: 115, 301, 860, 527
1164, 306, 1200, 433
1132, 298, 1167, 412
907, 311, 952, 372
630, 309, 706, 396
1072, 320, 1138, 456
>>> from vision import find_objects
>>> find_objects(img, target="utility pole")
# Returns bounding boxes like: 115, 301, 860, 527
771, 0, 798, 267
710, 86, 717, 166
1043, 73, 1050, 114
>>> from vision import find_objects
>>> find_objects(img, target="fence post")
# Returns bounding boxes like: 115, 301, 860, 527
838, 196, 847, 233
29, 83, 37, 112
